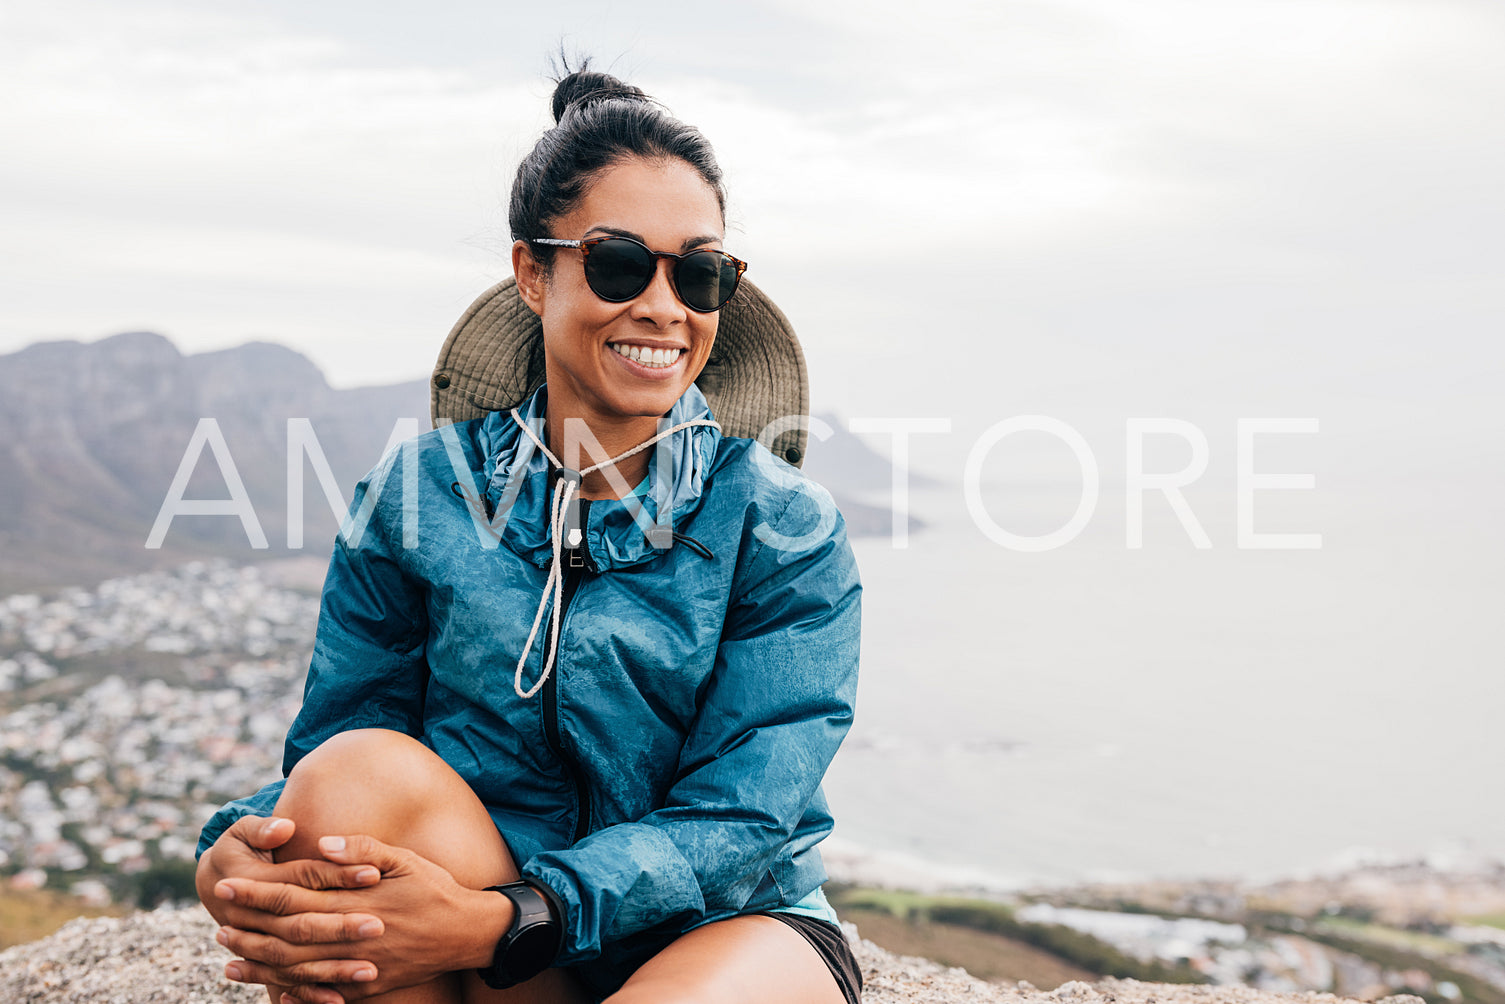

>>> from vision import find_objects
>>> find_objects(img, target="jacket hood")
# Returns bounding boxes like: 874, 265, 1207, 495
476, 384, 721, 571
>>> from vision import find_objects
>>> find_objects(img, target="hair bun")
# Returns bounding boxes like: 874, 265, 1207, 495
551, 70, 648, 124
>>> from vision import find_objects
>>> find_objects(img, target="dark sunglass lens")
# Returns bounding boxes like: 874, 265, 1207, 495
676, 251, 738, 311
584, 239, 654, 301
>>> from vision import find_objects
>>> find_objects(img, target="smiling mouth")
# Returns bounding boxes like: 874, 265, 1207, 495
609, 343, 683, 369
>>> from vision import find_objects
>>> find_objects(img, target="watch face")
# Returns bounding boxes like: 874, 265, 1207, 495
509, 922, 561, 975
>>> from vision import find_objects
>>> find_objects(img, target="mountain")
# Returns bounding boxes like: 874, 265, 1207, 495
0, 332, 429, 593
801, 412, 941, 496
0, 333, 908, 593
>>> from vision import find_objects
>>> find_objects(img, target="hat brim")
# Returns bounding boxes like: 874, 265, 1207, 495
430, 276, 810, 467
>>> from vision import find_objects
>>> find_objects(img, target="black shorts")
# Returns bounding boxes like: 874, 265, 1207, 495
573, 910, 864, 1002
761, 912, 863, 1004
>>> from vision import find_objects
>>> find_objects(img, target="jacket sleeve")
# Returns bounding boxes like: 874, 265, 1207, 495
196, 453, 432, 858
521, 483, 862, 965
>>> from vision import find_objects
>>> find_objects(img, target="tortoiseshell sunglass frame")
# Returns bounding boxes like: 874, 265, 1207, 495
529, 236, 748, 313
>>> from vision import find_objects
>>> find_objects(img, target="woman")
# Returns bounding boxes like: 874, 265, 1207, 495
193, 67, 862, 1004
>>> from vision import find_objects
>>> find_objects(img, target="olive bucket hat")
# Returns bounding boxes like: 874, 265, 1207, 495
429, 276, 810, 467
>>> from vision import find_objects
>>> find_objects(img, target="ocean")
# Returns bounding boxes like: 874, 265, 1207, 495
819, 478, 1505, 890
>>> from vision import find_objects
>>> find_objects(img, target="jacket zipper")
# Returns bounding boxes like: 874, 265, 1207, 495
540, 506, 593, 845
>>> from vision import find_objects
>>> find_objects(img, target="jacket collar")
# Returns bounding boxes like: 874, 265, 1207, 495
476, 384, 721, 570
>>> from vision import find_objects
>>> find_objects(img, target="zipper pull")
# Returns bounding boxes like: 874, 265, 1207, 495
558, 469, 586, 567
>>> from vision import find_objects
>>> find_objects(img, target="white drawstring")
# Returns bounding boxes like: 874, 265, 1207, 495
508, 409, 719, 699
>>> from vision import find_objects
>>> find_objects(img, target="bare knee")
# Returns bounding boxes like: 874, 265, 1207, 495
289, 728, 437, 782
273, 728, 516, 888
286, 729, 442, 799
279, 729, 444, 834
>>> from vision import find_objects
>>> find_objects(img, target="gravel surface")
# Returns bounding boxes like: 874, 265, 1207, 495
0, 906, 1424, 1004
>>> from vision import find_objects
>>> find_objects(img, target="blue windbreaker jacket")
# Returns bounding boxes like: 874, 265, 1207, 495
196, 384, 861, 991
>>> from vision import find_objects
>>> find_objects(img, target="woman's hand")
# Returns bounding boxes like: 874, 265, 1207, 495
215, 833, 512, 1004
196, 816, 383, 930
196, 817, 387, 1000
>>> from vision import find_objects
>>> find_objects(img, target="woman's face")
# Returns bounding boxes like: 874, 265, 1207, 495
514, 155, 724, 429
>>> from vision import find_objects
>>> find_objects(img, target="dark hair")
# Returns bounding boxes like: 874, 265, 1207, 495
509, 64, 728, 275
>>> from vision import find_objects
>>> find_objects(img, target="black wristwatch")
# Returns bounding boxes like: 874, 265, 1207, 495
477, 880, 563, 989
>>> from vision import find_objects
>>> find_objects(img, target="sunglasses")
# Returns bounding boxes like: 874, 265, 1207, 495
529, 236, 748, 313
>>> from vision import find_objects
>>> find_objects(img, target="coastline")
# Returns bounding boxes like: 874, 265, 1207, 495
819, 851, 1505, 1003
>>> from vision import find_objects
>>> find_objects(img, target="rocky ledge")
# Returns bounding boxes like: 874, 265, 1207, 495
0, 907, 1425, 1004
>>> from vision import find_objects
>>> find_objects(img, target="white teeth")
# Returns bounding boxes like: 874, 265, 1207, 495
610, 344, 682, 368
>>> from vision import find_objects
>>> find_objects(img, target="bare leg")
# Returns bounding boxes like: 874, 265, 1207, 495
602, 914, 846, 1004
267, 729, 587, 1004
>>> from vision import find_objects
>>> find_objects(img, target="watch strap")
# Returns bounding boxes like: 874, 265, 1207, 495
477, 880, 563, 989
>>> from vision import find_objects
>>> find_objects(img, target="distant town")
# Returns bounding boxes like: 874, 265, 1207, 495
0, 562, 316, 906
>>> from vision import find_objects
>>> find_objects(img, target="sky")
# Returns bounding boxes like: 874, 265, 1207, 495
6, 0, 1500, 468
4, 0, 1504, 878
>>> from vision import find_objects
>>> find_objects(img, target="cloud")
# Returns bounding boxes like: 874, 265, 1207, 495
0, 1, 554, 382
2, 0, 1501, 409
